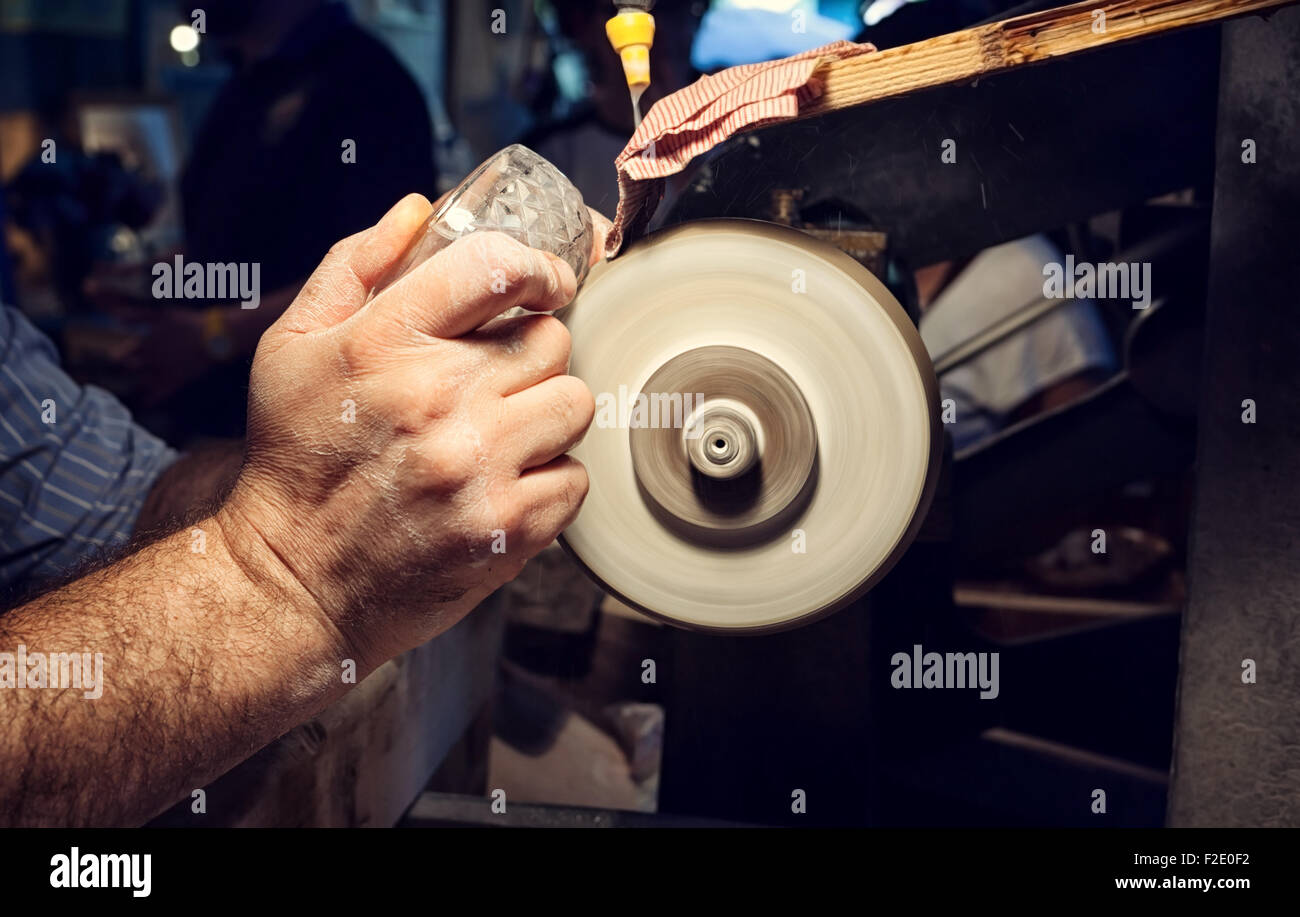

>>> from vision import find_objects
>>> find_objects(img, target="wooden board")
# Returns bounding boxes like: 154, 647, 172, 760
801, 0, 1296, 119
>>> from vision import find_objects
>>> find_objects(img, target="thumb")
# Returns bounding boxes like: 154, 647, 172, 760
277, 193, 434, 333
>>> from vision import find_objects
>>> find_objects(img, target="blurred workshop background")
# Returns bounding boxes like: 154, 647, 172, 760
0, 0, 1242, 826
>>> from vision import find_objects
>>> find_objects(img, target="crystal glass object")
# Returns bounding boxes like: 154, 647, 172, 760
368, 144, 593, 301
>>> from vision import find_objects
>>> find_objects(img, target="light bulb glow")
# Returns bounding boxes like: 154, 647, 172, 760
170, 24, 199, 54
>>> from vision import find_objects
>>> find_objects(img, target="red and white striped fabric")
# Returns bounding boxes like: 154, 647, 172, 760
605, 40, 876, 259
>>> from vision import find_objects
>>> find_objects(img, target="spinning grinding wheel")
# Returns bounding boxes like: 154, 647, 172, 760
560, 220, 941, 632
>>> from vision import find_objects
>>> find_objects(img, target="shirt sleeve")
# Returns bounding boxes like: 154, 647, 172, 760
0, 306, 178, 591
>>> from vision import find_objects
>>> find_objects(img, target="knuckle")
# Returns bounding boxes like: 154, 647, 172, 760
566, 462, 590, 505
566, 377, 595, 427
545, 464, 589, 524
336, 329, 370, 376
478, 491, 525, 545
418, 440, 478, 495
392, 396, 429, 436
417, 369, 460, 421
498, 500, 526, 539
552, 381, 579, 420
548, 376, 593, 431
527, 315, 571, 365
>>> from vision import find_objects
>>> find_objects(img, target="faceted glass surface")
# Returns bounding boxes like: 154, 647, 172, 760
369, 144, 593, 300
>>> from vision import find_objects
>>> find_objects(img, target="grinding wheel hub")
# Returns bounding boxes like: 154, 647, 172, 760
560, 220, 940, 633
630, 345, 818, 548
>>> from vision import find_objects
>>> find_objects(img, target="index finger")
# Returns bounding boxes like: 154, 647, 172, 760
370, 230, 576, 340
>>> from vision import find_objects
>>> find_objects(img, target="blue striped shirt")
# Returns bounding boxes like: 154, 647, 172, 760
1, 306, 177, 591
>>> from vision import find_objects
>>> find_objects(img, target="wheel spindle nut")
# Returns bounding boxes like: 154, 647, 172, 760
685, 406, 758, 480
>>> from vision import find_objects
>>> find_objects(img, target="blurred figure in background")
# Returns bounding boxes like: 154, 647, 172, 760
87, 0, 435, 443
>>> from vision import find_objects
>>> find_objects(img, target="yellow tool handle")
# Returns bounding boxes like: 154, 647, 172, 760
606, 9, 655, 90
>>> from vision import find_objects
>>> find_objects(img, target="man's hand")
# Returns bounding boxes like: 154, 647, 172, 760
0, 195, 607, 826
219, 195, 600, 674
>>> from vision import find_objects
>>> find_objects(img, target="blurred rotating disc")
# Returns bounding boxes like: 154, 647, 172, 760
559, 220, 940, 632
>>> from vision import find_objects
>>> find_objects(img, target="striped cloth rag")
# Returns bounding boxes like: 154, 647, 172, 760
605, 40, 877, 259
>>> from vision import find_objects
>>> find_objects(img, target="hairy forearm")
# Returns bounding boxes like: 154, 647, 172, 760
0, 510, 349, 826
136, 439, 245, 535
